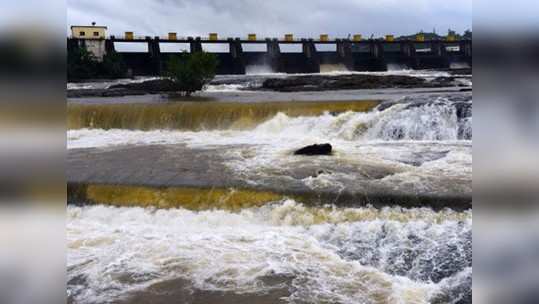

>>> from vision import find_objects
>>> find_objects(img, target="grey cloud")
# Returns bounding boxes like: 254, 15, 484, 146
67, 0, 472, 38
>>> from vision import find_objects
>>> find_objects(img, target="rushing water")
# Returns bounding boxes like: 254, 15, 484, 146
68, 95, 471, 147
67, 71, 472, 303
68, 201, 471, 304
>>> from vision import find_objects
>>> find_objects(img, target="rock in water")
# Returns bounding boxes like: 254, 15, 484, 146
261, 74, 427, 92
294, 144, 332, 156
109, 79, 178, 92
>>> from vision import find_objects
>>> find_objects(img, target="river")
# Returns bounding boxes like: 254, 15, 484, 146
67, 68, 472, 304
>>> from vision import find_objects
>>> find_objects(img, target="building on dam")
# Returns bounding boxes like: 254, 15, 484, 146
69, 23, 108, 61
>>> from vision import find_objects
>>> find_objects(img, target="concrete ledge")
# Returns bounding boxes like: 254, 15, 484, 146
68, 144, 471, 211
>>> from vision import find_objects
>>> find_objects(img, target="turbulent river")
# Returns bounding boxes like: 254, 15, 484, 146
67, 69, 472, 304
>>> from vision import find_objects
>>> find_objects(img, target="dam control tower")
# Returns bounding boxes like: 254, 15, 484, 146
70, 22, 108, 61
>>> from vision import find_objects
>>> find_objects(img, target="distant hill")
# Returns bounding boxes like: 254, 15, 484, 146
397, 32, 442, 40
397, 30, 472, 41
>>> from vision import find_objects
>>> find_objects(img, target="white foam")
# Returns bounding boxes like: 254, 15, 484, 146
203, 84, 249, 92
319, 64, 349, 73
68, 201, 471, 303
245, 64, 275, 75
387, 63, 411, 71
68, 97, 469, 150
450, 62, 471, 69
67, 76, 161, 90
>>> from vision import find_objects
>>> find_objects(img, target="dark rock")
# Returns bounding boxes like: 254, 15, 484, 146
294, 144, 332, 156
67, 88, 151, 98
312, 169, 333, 178
262, 74, 428, 92
108, 79, 178, 92
67, 79, 179, 98
429, 76, 457, 86
448, 68, 472, 75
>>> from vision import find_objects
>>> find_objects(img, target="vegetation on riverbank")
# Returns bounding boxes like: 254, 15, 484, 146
67, 48, 128, 81
166, 51, 218, 96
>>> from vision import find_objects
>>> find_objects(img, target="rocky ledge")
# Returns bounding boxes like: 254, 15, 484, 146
260, 74, 469, 92
67, 79, 178, 98
67, 73, 471, 98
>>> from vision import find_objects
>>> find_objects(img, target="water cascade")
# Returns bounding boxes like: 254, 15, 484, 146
67, 74, 472, 303
67, 100, 379, 131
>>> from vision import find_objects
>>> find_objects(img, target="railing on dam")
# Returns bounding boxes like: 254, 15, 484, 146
103, 34, 468, 44
68, 33, 472, 75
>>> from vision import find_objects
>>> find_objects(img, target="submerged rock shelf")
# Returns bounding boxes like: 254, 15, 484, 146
67, 144, 471, 210
260, 74, 465, 92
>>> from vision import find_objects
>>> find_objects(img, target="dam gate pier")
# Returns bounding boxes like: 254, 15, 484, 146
68, 32, 472, 75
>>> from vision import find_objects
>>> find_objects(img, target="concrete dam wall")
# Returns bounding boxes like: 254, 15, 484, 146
68, 36, 472, 75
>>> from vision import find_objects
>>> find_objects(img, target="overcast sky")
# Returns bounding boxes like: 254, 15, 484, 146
67, 0, 472, 38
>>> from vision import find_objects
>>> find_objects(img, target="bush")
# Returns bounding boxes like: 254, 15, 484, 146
67, 48, 127, 81
68, 47, 99, 81
100, 52, 128, 78
166, 51, 218, 96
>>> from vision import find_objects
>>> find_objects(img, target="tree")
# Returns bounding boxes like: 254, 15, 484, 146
166, 51, 218, 96
100, 52, 128, 78
67, 48, 128, 81
68, 47, 99, 81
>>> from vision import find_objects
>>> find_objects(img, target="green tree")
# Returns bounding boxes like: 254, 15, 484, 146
101, 52, 128, 78
166, 51, 218, 96
68, 47, 99, 81
68, 48, 127, 81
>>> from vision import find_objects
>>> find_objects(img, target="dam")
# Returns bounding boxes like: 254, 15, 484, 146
67, 32, 472, 75
63, 0, 477, 299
